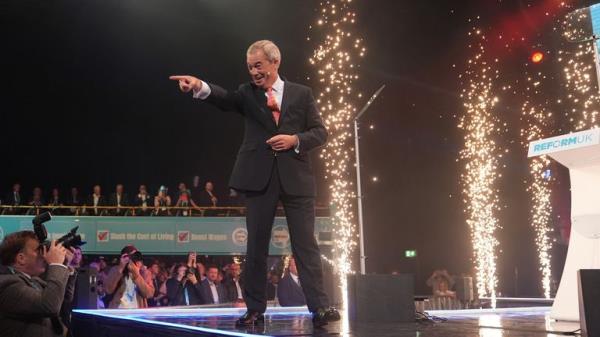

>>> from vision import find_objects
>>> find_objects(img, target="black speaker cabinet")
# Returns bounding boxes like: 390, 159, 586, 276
578, 269, 600, 337
75, 267, 99, 309
347, 274, 414, 323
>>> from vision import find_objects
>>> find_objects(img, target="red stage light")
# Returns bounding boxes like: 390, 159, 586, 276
531, 51, 544, 64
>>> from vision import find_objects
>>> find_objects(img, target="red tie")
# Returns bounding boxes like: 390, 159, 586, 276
266, 87, 280, 125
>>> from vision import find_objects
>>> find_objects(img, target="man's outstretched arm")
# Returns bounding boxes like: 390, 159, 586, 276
169, 75, 243, 113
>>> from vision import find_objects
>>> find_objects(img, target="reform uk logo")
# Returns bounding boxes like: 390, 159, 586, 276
528, 128, 600, 157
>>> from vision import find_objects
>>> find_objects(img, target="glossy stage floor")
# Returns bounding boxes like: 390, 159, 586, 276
72, 305, 582, 337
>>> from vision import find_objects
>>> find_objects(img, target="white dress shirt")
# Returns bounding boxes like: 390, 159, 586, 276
208, 281, 220, 304
192, 76, 300, 152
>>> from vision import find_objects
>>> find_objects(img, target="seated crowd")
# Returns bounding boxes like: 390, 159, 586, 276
0, 176, 246, 216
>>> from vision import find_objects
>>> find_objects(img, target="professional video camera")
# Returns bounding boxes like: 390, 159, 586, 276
32, 211, 86, 249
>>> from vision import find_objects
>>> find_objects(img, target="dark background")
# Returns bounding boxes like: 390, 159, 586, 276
2, 0, 594, 295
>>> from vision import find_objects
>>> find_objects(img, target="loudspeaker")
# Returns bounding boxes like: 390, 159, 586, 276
347, 274, 414, 323
75, 267, 99, 309
578, 269, 600, 337
455, 276, 474, 302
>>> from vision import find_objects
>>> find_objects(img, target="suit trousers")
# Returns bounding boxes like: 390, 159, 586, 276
242, 162, 329, 313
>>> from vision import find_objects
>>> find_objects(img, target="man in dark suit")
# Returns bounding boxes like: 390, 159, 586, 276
4, 183, 23, 214
198, 265, 228, 305
223, 262, 244, 303
65, 187, 83, 215
0, 231, 76, 337
165, 264, 203, 306
277, 257, 306, 307
85, 185, 106, 216
170, 40, 339, 327
108, 184, 129, 216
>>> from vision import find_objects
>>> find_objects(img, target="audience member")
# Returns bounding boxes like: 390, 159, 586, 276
154, 186, 171, 216
3, 183, 23, 214
66, 187, 83, 215
277, 257, 306, 307
108, 184, 129, 216
198, 265, 227, 304
48, 188, 63, 215
133, 184, 152, 216
165, 263, 203, 306
224, 262, 244, 303
196, 181, 218, 207
86, 185, 106, 216
104, 245, 154, 308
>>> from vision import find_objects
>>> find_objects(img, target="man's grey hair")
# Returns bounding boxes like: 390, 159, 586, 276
247, 40, 281, 63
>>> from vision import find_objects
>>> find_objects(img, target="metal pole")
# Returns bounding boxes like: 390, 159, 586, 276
353, 84, 385, 275
354, 119, 367, 275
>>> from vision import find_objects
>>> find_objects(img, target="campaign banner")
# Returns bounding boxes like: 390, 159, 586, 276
0, 216, 333, 255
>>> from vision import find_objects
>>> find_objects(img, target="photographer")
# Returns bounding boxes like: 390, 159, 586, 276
104, 245, 154, 308
0, 231, 77, 337
165, 252, 203, 306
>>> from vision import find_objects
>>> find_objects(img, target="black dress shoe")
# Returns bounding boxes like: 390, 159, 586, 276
312, 307, 341, 327
235, 310, 265, 327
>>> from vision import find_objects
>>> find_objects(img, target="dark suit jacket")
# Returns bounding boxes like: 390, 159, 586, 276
223, 277, 244, 302
4, 191, 22, 206
85, 195, 106, 215
195, 190, 216, 207
204, 79, 327, 197
277, 273, 306, 307
0, 264, 72, 337
108, 193, 129, 207
198, 279, 228, 304
165, 278, 203, 306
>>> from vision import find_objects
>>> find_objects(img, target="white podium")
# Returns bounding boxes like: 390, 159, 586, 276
528, 128, 600, 321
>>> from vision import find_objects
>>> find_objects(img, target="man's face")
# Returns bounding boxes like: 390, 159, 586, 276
72, 248, 83, 265
52, 189, 59, 197
205, 182, 213, 192
193, 176, 200, 186
93, 185, 101, 195
177, 265, 187, 278
207, 267, 219, 282
17, 238, 46, 276
71, 188, 78, 196
178, 183, 186, 192
13, 184, 20, 192
139, 185, 147, 194
247, 50, 279, 89
99, 259, 107, 270
116, 185, 124, 194
230, 263, 241, 278
150, 264, 160, 275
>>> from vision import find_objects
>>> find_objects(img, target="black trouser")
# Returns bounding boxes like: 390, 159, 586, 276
242, 164, 329, 313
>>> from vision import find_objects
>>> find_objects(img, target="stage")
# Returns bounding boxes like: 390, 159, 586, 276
72, 305, 581, 337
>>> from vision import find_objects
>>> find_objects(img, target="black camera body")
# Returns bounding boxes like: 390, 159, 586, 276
32, 212, 86, 249
128, 251, 143, 263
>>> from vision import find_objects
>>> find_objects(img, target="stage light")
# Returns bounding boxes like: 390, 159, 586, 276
531, 51, 544, 63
